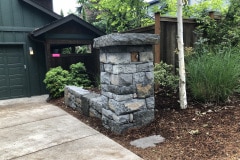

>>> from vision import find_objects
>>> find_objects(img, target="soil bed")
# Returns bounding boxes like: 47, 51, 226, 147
49, 92, 240, 160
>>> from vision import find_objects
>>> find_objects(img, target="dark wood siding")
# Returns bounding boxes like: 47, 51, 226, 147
0, 0, 55, 27
0, 0, 57, 99
125, 16, 198, 69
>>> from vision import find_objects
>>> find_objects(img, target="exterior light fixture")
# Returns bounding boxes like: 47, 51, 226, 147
29, 47, 34, 55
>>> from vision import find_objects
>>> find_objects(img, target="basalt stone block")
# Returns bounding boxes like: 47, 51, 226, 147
136, 84, 154, 98
89, 108, 102, 119
136, 63, 154, 72
99, 45, 153, 53
102, 115, 111, 130
109, 99, 146, 116
112, 114, 130, 124
146, 97, 155, 109
112, 93, 133, 102
101, 91, 113, 98
101, 72, 110, 84
64, 86, 90, 108
101, 84, 109, 92
112, 64, 137, 74
100, 63, 105, 72
139, 51, 154, 62
133, 110, 155, 126
67, 86, 90, 95
108, 85, 135, 95
102, 116, 134, 134
101, 95, 109, 109
111, 74, 132, 86
102, 108, 114, 120
106, 52, 131, 64
133, 72, 154, 85
146, 72, 154, 83
81, 93, 100, 116
124, 99, 146, 111
104, 64, 113, 73
133, 72, 146, 84
89, 96, 103, 114
100, 52, 107, 63
93, 33, 160, 48
108, 99, 127, 115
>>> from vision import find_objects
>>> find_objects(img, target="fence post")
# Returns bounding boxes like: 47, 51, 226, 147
209, 11, 214, 19
154, 12, 161, 64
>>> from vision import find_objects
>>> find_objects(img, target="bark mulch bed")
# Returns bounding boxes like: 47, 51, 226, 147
49, 91, 240, 160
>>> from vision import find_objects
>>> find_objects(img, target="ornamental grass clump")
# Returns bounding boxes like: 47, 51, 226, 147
186, 48, 240, 103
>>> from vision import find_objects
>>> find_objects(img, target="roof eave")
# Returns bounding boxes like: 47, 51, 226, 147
32, 14, 105, 37
20, 0, 62, 20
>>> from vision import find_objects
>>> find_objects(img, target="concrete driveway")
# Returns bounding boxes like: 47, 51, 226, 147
0, 95, 142, 160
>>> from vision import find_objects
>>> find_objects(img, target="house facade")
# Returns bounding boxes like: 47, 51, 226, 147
0, 0, 104, 100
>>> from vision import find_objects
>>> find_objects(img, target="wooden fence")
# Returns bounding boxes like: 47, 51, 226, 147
125, 13, 198, 69
51, 14, 198, 80
50, 50, 100, 83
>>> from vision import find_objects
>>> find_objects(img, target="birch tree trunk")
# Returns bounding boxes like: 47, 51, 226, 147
177, 0, 187, 109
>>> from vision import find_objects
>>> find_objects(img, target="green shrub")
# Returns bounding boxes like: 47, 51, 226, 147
186, 49, 240, 103
69, 62, 91, 87
43, 62, 91, 98
43, 66, 71, 98
154, 62, 179, 94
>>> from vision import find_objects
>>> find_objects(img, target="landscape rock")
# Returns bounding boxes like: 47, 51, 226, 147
130, 135, 165, 149
94, 33, 160, 48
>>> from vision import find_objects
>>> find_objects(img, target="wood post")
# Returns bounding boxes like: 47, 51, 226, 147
154, 12, 161, 64
45, 42, 51, 71
209, 11, 214, 19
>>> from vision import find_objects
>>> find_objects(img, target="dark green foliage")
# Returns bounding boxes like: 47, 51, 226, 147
43, 67, 71, 98
44, 63, 91, 98
69, 62, 91, 87
154, 62, 179, 95
195, 0, 240, 47
77, 0, 152, 33
186, 48, 240, 103
186, 0, 240, 103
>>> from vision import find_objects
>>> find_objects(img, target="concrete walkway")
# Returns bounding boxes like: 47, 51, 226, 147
0, 95, 142, 160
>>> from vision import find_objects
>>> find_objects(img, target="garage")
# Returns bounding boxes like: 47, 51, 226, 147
0, 45, 28, 100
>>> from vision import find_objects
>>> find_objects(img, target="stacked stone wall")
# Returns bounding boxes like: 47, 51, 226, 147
64, 33, 159, 134
64, 86, 103, 119
99, 45, 155, 133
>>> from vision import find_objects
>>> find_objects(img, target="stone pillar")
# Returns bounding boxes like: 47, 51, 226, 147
93, 33, 160, 134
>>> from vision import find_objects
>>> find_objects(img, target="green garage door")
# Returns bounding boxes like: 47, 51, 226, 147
0, 45, 28, 100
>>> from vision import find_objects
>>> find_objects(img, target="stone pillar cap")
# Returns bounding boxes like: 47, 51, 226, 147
93, 33, 160, 48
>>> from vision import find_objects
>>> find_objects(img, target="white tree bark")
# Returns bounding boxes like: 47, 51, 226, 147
177, 0, 187, 109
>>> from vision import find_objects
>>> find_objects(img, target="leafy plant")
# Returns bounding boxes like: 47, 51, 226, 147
194, 0, 240, 48
154, 62, 179, 95
44, 63, 91, 98
78, 0, 152, 33
69, 62, 91, 87
186, 48, 240, 103
43, 67, 71, 98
